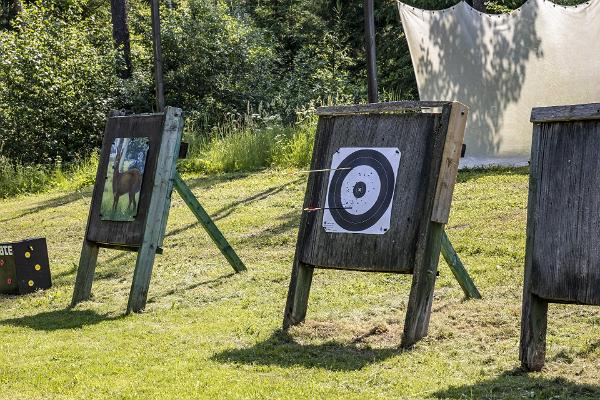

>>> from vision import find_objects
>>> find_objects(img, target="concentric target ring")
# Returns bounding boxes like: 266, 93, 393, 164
327, 149, 395, 231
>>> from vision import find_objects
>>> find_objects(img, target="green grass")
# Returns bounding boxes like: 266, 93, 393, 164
0, 167, 598, 399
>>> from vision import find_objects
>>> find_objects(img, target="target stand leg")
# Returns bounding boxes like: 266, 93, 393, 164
71, 240, 100, 306
520, 292, 548, 371
283, 261, 314, 330
440, 231, 481, 299
173, 173, 246, 273
402, 222, 443, 348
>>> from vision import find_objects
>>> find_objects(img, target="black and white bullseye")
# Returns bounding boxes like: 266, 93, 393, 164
323, 147, 401, 234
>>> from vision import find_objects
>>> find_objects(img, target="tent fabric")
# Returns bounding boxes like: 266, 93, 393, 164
398, 0, 600, 166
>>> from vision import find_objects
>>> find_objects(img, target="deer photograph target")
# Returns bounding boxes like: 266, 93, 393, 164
101, 137, 149, 222
323, 147, 401, 234
85, 111, 170, 248
284, 101, 473, 348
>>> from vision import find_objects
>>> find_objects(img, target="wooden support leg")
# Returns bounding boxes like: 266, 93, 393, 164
440, 230, 481, 299
283, 262, 314, 330
127, 242, 158, 314
402, 222, 443, 348
71, 240, 100, 306
520, 292, 548, 371
173, 173, 246, 273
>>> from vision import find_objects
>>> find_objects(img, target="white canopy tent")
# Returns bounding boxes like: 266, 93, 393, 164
398, 0, 600, 167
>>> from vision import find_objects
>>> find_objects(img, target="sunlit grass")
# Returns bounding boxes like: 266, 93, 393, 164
0, 168, 598, 399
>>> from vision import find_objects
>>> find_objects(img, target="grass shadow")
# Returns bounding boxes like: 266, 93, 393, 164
1, 309, 123, 331
212, 329, 400, 371
0, 189, 90, 223
433, 368, 600, 399
457, 166, 529, 183
147, 273, 236, 303
183, 172, 253, 191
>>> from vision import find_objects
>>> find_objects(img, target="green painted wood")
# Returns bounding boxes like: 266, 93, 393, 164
173, 173, 246, 273
283, 262, 314, 330
71, 240, 99, 306
440, 231, 481, 299
402, 222, 443, 348
127, 106, 183, 313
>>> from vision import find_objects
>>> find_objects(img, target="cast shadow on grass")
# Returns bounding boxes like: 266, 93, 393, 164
433, 368, 600, 399
456, 166, 529, 184
167, 177, 304, 239
1, 309, 123, 331
0, 189, 90, 223
147, 272, 236, 303
212, 329, 400, 371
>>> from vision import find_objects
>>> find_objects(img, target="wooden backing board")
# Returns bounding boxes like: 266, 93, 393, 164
531, 103, 600, 123
86, 113, 166, 248
298, 102, 461, 273
526, 119, 600, 305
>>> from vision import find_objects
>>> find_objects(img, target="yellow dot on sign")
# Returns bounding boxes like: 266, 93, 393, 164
35, 264, 41, 271
25, 252, 31, 258
28, 280, 34, 287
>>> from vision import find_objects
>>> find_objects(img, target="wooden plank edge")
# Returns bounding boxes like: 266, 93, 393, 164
316, 101, 455, 116
431, 102, 469, 224
531, 103, 600, 123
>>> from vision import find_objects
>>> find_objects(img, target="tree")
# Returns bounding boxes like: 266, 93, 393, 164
110, 0, 132, 78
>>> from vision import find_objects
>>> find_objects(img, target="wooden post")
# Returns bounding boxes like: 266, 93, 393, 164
364, 0, 378, 103
283, 262, 314, 330
519, 123, 548, 370
173, 173, 246, 273
71, 240, 100, 306
402, 222, 443, 348
127, 107, 182, 313
440, 230, 481, 299
150, 0, 165, 112
520, 293, 548, 371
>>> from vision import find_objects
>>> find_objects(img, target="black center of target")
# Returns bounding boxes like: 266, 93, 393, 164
327, 149, 396, 231
353, 181, 367, 198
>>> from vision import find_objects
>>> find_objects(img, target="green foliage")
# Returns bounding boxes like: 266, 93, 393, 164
0, 152, 97, 198
271, 119, 316, 169
0, 2, 122, 164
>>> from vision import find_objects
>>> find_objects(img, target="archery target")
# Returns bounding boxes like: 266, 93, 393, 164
323, 147, 401, 234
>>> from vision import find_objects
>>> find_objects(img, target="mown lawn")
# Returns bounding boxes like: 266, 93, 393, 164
0, 168, 598, 399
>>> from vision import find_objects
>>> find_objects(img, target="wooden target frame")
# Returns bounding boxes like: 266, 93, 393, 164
521, 103, 600, 371
283, 101, 475, 348
72, 107, 246, 313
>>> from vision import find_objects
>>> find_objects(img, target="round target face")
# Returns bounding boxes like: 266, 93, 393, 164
323, 148, 401, 234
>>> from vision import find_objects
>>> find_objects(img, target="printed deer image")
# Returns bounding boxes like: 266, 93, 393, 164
112, 139, 142, 213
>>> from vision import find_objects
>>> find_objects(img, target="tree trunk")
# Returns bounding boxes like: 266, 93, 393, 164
467, 0, 486, 12
110, 0, 133, 79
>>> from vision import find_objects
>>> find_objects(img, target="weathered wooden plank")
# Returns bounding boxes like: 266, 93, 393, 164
173, 173, 246, 273
127, 107, 182, 313
316, 101, 452, 116
300, 112, 445, 272
520, 293, 548, 371
283, 117, 333, 329
531, 103, 600, 123
528, 121, 600, 305
440, 230, 481, 300
402, 222, 443, 348
70, 240, 99, 306
431, 102, 468, 224
283, 262, 314, 329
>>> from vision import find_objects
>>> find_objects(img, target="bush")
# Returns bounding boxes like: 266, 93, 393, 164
0, 2, 122, 164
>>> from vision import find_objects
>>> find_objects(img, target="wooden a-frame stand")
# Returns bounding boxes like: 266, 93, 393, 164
71, 107, 245, 314
283, 101, 481, 348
